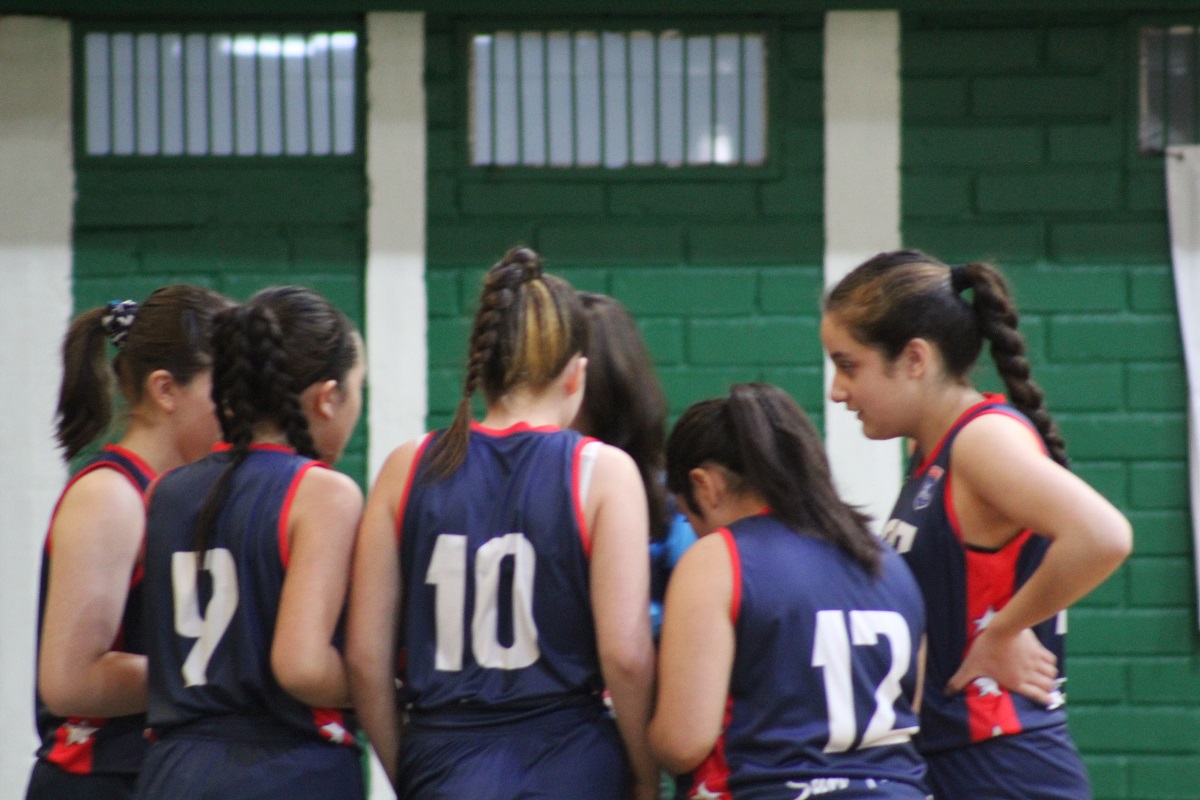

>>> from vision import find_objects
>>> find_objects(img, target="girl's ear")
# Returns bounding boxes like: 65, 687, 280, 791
688, 466, 724, 516
564, 355, 587, 397
145, 369, 178, 413
305, 379, 341, 421
900, 337, 936, 380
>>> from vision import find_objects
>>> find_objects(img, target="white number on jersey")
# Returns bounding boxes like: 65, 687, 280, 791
880, 519, 917, 554
426, 532, 540, 671
811, 609, 918, 753
171, 549, 239, 687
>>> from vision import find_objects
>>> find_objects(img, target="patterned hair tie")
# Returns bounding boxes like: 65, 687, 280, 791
101, 299, 139, 349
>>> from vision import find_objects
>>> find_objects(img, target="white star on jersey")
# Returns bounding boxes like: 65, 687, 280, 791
973, 606, 997, 633
973, 677, 1003, 697
320, 722, 349, 744
692, 781, 725, 800
63, 720, 99, 746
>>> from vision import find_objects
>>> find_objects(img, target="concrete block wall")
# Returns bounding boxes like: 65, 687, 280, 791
424, 14, 827, 429
902, 14, 1195, 798
73, 161, 370, 485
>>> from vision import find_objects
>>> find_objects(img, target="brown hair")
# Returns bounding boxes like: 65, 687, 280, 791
666, 383, 881, 574
576, 292, 669, 540
426, 246, 588, 478
193, 285, 360, 558
56, 285, 232, 460
824, 249, 1067, 468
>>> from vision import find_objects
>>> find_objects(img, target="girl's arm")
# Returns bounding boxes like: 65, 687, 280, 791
271, 467, 363, 708
647, 532, 735, 774
346, 440, 418, 788
586, 446, 658, 800
38, 470, 148, 718
946, 413, 1132, 699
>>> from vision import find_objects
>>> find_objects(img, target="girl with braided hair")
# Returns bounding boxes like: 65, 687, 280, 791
821, 250, 1132, 799
135, 286, 365, 800
29, 285, 232, 800
347, 247, 657, 800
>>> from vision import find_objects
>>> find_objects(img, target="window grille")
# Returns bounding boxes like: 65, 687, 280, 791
83, 31, 358, 156
1139, 25, 1200, 153
470, 30, 767, 168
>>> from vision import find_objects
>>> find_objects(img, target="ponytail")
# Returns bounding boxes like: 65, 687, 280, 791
56, 308, 114, 459
667, 383, 881, 574
955, 263, 1069, 468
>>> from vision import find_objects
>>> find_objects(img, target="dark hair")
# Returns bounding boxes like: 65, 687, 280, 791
56, 285, 232, 460
666, 383, 881, 574
824, 249, 1068, 468
427, 246, 588, 478
193, 285, 360, 558
576, 292, 669, 540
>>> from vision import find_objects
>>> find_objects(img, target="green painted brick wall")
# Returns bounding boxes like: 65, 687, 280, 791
72, 160, 369, 487
424, 13, 826, 429
903, 13, 1195, 798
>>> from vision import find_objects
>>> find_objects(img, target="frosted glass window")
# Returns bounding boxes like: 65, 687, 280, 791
471, 30, 767, 168
83, 29, 358, 156
1140, 26, 1200, 153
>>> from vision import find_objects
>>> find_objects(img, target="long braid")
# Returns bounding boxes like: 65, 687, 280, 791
249, 306, 319, 459
962, 262, 1070, 468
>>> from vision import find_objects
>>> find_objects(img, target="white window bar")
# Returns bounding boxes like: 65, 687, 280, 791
1140, 25, 1200, 154
471, 30, 768, 168
83, 30, 358, 156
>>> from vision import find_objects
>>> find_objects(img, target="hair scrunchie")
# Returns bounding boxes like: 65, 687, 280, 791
949, 265, 971, 295
101, 299, 139, 349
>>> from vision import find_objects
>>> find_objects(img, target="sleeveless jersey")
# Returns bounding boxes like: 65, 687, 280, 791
690, 514, 928, 800
398, 423, 601, 718
881, 396, 1067, 754
34, 444, 154, 777
141, 444, 355, 745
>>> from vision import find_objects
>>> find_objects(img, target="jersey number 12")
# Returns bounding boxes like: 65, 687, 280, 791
426, 533, 541, 671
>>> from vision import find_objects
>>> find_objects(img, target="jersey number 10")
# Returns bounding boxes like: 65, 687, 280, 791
426, 532, 541, 671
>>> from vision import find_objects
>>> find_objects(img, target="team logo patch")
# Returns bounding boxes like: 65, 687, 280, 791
912, 465, 944, 510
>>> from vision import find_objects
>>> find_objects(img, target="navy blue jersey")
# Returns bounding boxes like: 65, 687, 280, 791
33, 445, 154, 778
690, 514, 927, 800
141, 445, 355, 746
398, 423, 602, 717
881, 396, 1067, 754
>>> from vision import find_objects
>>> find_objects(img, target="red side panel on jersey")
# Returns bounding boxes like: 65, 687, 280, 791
278, 461, 327, 568
45, 717, 105, 774
396, 433, 434, 547
310, 707, 357, 746
689, 698, 735, 800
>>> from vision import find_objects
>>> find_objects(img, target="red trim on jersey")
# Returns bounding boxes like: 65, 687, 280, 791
45, 716, 106, 774
278, 462, 328, 568
311, 708, 357, 746
571, 437, 599, 558
470, 420, 561, 436
913, 394, 1005, 476
44, 454, 153, 558
212, 442, 297, 454
689, 697, 735, 800
103, 444, 156, 480
717, 528, 742, 624
395, 434, 434, 547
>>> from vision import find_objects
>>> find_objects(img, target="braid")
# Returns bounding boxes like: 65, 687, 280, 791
249, 307, 319, 459
426, 248, 541, 479
963, 263, 1069, 468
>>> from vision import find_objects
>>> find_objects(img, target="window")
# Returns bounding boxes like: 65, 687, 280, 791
470, 30, 767, 168
83, 30, 358, 156
1139, 25, 1200, 153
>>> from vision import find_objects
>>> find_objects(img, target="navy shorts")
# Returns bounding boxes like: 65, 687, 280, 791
924, 724, 1090, 800
134, 719, 364, 800
26, 760, 135, 800
397, 701, 629, 800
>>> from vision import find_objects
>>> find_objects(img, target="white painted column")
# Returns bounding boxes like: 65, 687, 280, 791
823, 11, 903, 530
365, 12, 428, 482
363, 14, 426, 799
0, 17, 73, 798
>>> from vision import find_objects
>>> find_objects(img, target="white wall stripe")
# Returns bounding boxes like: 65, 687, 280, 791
366, 12, 429, 485
0, 17, 73, 798
823, 10, 903, 532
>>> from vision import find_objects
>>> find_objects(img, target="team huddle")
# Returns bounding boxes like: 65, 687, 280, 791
27, 248, 1132, 800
